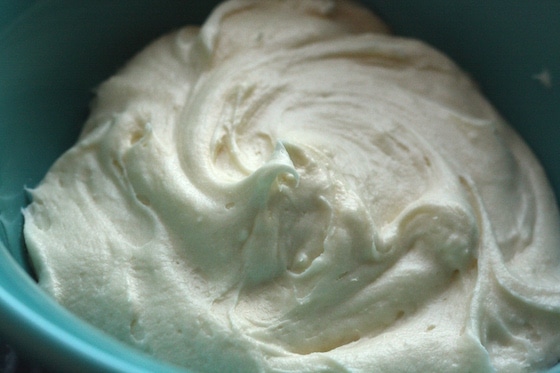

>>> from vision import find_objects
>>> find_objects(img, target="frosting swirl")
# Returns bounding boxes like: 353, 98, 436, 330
24, 1, 560, 372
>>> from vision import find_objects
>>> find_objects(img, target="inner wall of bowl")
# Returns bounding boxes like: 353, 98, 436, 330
0, 0, 559, 372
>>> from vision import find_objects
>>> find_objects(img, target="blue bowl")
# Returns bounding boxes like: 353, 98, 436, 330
1, 1, 559, 372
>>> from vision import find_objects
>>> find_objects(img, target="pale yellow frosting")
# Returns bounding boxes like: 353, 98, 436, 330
23, 1, 560, 372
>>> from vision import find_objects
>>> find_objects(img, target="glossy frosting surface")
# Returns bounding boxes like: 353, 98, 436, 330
23, 1, 560, 371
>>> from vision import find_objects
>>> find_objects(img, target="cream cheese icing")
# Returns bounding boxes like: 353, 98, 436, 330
23, 0, 560, 372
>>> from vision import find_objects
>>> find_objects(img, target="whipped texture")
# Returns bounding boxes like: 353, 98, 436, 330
23, 0, 560, 372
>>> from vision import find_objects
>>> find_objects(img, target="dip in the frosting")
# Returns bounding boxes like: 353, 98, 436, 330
23, 0, 560, 372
